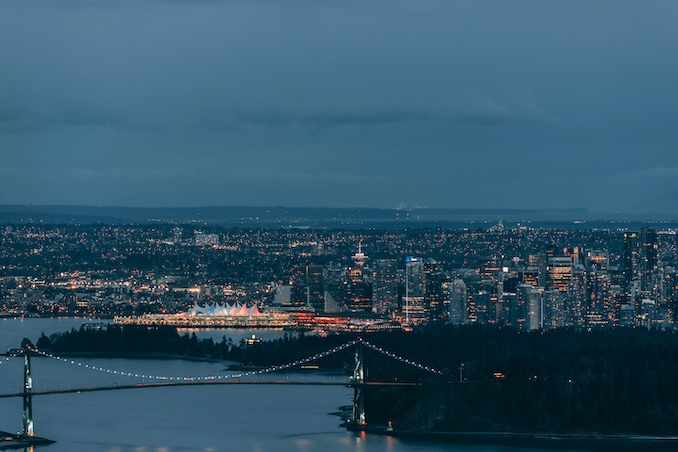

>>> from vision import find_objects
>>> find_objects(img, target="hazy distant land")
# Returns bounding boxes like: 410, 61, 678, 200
1, 204, 671, 228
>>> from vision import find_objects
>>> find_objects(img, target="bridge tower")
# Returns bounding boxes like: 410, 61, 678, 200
23, 350, 34, 436
352, 339, 366, 424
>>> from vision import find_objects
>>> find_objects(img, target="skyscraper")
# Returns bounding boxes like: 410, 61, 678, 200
567, 265, 586, 327
514, 283, 534, 331
373, 259, 398, 314
623, 231, 639, 293
404, 257, 425, 323
474, 291, 492, 325
346, 243, 372, 311
639, 227, 658, 292
547, 256, 573, 293
306, 264, 324, 312
583, 250, 611, 326
424, 259, 445, 320
542, 290, 566, 330
449, 279, 467, 324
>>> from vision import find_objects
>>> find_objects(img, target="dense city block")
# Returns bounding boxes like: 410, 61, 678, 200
1, 222, 677, 330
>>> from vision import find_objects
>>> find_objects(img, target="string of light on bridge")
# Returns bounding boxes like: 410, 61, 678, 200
360, 339, 443, 375
28, 338, 441, 382
30, 340, 361, 382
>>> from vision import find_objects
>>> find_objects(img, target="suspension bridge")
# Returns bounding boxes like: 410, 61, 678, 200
0, 338, 442, 444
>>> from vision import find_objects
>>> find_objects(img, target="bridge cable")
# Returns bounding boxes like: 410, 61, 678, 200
29, 340, 361, 383
359, 339, 443, 375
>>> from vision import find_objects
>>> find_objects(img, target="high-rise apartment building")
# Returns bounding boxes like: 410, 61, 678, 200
547, 256, 573, 293
346, 243, 372, 312
640, 227, 658, 292
474, 291, 492, 325
514, 283, 534, 330
373, 259, 399, 314
542, 290, 566, 330
306, 265, 324, 312
623, 232, 640, 292
623, 228, 659, 303
424, 259, 445, 320
404, 257, 425, 323
449, 279, 467, 324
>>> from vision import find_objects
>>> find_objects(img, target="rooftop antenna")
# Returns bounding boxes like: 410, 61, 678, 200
352, 240, 367, 266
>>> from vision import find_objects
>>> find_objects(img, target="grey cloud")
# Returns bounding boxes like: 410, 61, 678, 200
0, 116, 39, 135
1, 0, 678, 211
0, 110, 26, 123
235, 109, 428, 129
447, 92, 559, 126
232, 92, 554, 130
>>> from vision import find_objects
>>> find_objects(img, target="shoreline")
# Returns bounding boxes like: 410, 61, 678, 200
344, 423, 678, 450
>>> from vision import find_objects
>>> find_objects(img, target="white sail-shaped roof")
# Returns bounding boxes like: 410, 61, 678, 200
213, 302, 228, 315
187, 301, 208, 316
185, 301, 266, 317
237, 303, 248, 316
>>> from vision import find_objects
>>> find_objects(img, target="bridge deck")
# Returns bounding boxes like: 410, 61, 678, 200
0, 380, 419, 399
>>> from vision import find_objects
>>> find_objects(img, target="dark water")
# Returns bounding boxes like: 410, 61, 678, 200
0, 317, 292, 350
176, 327, 295, 344
0, 318, 568, 451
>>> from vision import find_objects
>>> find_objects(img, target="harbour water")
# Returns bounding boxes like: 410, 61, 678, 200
0, 318, 574, 451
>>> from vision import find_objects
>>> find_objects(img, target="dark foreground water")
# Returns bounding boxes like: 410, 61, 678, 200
0, 318, 574, 452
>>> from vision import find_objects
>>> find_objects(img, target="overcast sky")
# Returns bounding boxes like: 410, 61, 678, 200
1, 0, 677, 212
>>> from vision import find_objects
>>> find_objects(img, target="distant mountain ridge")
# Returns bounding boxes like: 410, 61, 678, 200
0, 205, 591, 227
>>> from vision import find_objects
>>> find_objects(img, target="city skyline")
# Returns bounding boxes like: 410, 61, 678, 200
2, 1, 678, 214
2, 222, 677, 330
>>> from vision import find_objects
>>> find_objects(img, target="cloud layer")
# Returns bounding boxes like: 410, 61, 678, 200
1, 0, 678, 212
